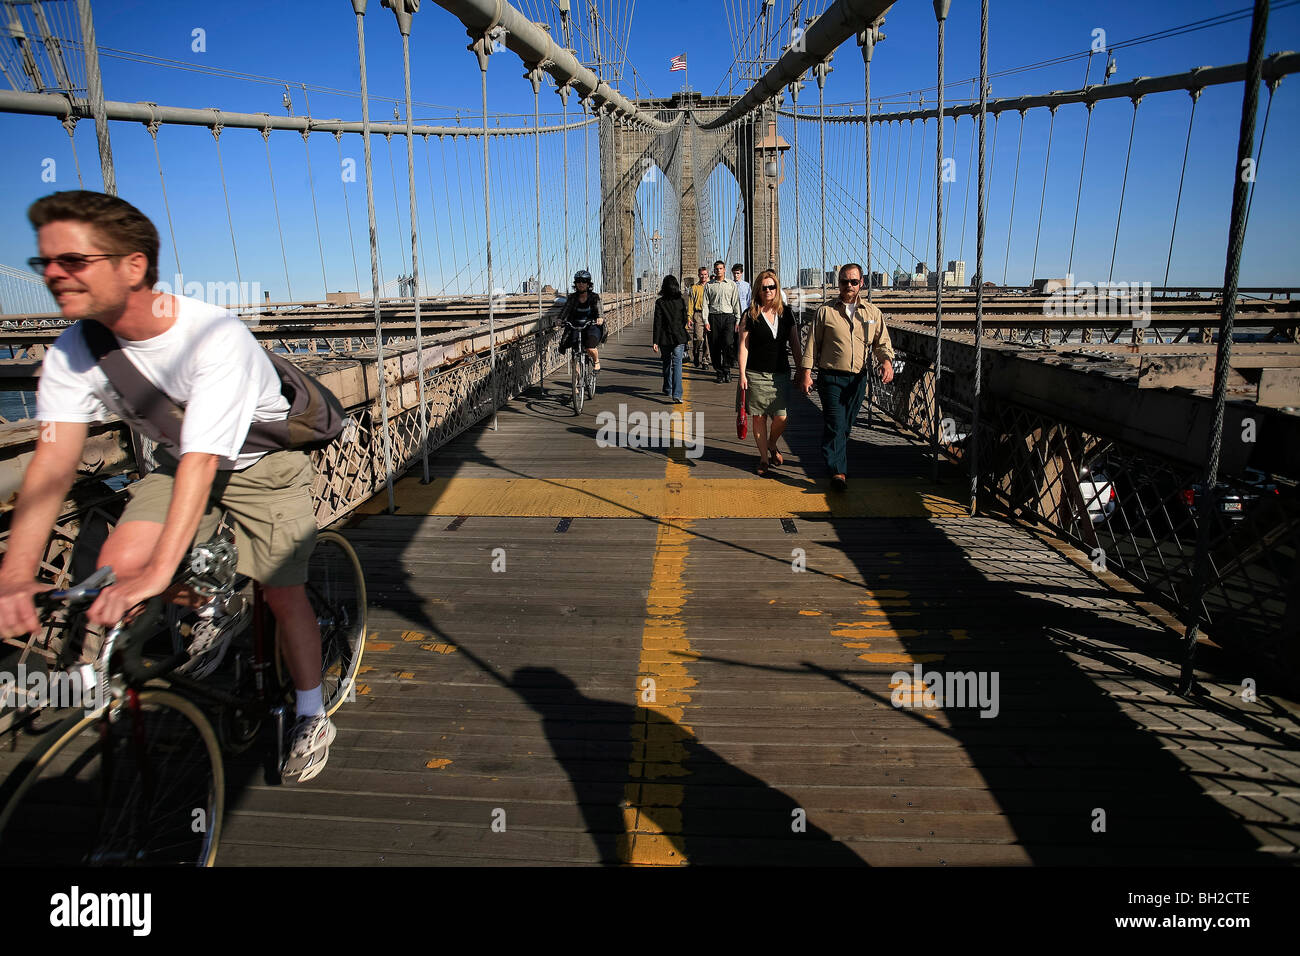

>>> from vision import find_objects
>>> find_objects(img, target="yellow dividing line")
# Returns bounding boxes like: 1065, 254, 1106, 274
356, 476, 965, 518
618, 378, 696, 866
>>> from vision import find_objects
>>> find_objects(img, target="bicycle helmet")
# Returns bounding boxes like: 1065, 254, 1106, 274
574, 270, 592, 286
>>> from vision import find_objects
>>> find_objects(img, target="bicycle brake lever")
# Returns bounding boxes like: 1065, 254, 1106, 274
46, 565, 117, 603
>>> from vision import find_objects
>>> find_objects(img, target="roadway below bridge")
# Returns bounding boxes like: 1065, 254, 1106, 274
177, 329, 1300, 864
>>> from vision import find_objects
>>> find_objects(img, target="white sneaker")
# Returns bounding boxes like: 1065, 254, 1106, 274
175, 594, 248, 679
282, 714, 336, 784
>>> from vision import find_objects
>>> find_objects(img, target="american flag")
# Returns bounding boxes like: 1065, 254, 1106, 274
670, 53, 687, 72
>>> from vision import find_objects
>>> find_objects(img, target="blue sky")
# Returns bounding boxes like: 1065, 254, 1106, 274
1, 0, 1297, 304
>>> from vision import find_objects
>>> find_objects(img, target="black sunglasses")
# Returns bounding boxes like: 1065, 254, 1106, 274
760, 284, 777, 291
839, 277, 861, 286
28, 252, 124, 275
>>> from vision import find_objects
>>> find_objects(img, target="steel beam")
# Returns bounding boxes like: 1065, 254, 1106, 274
429, 0, 678, 131
695, 0, 895, 130
784, 51, 1300, 124
0, 89, 597, 137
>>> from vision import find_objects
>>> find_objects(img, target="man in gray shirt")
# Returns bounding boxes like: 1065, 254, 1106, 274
702, 259, 741, 383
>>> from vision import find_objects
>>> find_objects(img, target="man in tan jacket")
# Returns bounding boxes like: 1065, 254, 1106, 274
798, 263, 895, 491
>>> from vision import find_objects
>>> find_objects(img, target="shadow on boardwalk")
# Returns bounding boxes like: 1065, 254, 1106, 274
511, 667, 865, 865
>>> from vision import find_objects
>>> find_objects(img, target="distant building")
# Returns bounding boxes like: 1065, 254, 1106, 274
798, 267, 821, 288
893, 267, 910, 288
915, 262, 929, 276
871, 271, 890, 289
948, 260, 966, 288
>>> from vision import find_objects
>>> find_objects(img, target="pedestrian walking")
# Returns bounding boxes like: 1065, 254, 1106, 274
652, 274, 688, 403
797, 263, 895, 491
702, 259, 740, 383
737, 269, 801, 475
687, 266, 709, 368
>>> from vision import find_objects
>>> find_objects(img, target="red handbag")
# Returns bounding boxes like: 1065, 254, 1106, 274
736, 385, 748, 439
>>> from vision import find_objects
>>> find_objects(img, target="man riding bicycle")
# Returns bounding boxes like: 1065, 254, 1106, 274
559, 269, 604, 376
0, 191, 334, 783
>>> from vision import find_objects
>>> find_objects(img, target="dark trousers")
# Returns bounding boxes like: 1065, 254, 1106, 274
709, 321, 735, 374
816, 369, 869, 476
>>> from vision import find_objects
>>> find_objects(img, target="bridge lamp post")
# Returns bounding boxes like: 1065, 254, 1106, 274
756, 119, 790, 274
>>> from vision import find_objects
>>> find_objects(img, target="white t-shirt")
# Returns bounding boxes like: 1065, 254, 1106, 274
35, 295, 290, 470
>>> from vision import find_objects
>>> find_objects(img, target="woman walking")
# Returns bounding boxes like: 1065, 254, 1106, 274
652, 274, 689, 403
737, 269, 801, 475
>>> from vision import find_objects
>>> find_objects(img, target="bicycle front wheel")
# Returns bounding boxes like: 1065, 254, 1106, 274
571, 353, 584, 414
0, 690, 223, 866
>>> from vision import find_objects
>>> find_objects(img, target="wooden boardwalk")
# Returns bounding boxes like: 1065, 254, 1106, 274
9, 322, 1297, 866
214, 325, 1300, 865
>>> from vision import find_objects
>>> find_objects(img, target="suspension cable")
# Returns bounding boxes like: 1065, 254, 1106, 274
335, 131, 362, 295
1107, 97, 1142, 284
971, 0, 988, 516
353, 4, 396, 513
301, 128, 329, 299
210, 116, 243, 292
1066, 102, 1096, 278
145, 109, 181, 277
1161, 92, 1199, 287
1029, 105, 1058, 285
932, 0, 949, 481
261, 126, 293, 301
1001, 110, 1025, 286
1179, 0, 1270, 695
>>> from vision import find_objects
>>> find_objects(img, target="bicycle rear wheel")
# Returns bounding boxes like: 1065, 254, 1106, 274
0, 689, 223, 866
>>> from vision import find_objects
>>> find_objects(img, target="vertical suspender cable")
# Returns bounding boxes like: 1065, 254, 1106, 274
1029, 105, 1057, 286
970, 0, 988, 516
1002, 110, 1024, 287
302, 129, 330, 298
816, 61, 828, 307
562, 86, 570, 289
210, 116, 243, 293
532, 70, 543, 317
791, 80, 801, 295
1163, 91, 1201, 288
352, 0, 396, 513
392, 2, 430, 483
861, 25, 876, 428
262, 127, 294, 301
474, 34, 498, 432
336, 130, 363, 295
1107, 97, 1141, 285
145, 111, 181, 277
75, 0, 114, 194
932, 0, 950, 481
1179, 0, 1269, 695
1066, 102, 1095, 278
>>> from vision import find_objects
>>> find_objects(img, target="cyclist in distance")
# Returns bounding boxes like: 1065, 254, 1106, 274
559, 269, 604, 375
0, 191, 334, 783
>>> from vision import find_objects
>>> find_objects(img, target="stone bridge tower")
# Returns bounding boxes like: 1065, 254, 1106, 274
599, 92, 782, 293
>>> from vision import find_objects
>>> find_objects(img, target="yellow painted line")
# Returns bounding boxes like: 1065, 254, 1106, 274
858, 652, 945, 664
425, 758, 452, 770
421, 642, 459, 654
619, 383, 696, 868
356, 476, 964, 518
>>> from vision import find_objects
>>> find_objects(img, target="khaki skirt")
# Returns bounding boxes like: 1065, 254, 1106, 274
743, 370, 790, 418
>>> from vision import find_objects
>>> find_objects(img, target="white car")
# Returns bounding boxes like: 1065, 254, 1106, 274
1079, 466, 1117, 525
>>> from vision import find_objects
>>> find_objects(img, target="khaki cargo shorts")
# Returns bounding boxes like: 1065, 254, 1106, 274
119, 449, 317, 588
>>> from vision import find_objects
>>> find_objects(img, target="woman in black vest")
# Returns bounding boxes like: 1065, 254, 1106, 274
737, 269, 802, 475
652, 275, 689, 403
560, 270, 604, 372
